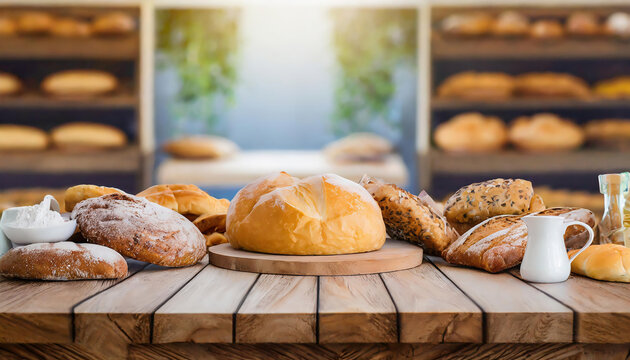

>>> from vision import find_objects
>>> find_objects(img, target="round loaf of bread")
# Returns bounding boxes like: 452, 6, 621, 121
64, 184, 123, 212
0, 242, 127, 280
434, 112, 508, 153
569, 244, 630, 282
137, 184, 230, 218
42, 70, 118, 97
226, 172, 386, 255
72, 193, 206, 267
163, 135, 239, 159
566, 12, 600, 36
509, 113, 585, 152
0, 125, 48, 151
91, 12, 135, 35
0, 73, 21, 96
51, 122, 126, 149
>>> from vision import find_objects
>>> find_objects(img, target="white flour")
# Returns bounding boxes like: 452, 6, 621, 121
9, 195, 65, 228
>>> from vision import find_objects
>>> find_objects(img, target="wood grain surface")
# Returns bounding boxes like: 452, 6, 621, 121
235, 274, 317, 343
74, 258, 207, 358
153, 265, 259, 344
0, 260, 145, 344
318, 275, 396, 343
429, 257, 573, 343
515, 270, 630, 343
208, 240, 423, 276
381, 263, 482, 343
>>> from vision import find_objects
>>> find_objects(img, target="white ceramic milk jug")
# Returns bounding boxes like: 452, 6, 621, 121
520, 215, 594, 283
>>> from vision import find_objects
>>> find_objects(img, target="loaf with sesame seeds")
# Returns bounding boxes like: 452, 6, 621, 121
444, 178, 542, 234
360, 175, 459, 255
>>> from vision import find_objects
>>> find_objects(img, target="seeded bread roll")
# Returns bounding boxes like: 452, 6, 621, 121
360, 175, 458, 255
444, 178, 537, 234
0, 242, 127, 280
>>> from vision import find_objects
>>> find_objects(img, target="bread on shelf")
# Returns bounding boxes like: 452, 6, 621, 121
0, 16, 16, 35
529, 19, 564, 39
41, 70, 118, 97
51, 122, 127, 150
434, 112, 508, 153
566, 11, 601, 36
585, 119, 630, 150
515, 72, 590, 98
0, 124, 48, 151
437, 72, 515, 100
16, 11, 54, 35
594, 77, 630, 99
440, 12, 493, 36
91, 12, 135, 36
491, 11, 530, 37
51, 17, 91, 37
605, 12, 630, 38
509, 113, 584, 152
0, 73, 22, 96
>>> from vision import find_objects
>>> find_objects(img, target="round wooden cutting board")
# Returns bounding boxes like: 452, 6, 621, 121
208, 240, 423, 276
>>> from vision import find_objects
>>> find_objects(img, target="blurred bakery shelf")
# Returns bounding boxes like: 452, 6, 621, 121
432, 34, 630, 60
0, 36, 138, 60
430, 149, 629, 175
0, 146, 141, 173
431, 98, 630, 111
0, 91, 138, 109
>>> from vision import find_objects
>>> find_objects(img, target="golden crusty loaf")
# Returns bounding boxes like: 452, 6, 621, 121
73, 193, 206, 267
440, 12, 493, 36
163, 135, 239, 159
509, 113, 585, 152
0, 73, 22, 96
492, 11, 529, 37
569, 244, 630, 282
434, 112, 508, 153
51, 122, 127, 149
227, 172, 386, 255
16, 11, 54, 35
137, 184, 229, 218
444, 178, 540, 234
0, 16, 16, 35
0, 242, 127, 280
437, 72, 515, 101
529, 20, 564, 39
443, 207, 596, 273
42, 70, 118, 97
0, 125, 48, 151
515, 72, 589, 98
51, 17, 91, 37
360, 175, 458, 255
64, 184, 123, 212
91, 12, 135, 35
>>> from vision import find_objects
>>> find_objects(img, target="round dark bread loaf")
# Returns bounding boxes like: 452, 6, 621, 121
72, 193, 206, 267
0, 242, 127, 280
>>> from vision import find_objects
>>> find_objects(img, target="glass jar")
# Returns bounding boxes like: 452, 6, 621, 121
599, 172, 630, 246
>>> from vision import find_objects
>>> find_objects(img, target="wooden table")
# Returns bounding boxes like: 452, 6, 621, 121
1, 250, 629, 360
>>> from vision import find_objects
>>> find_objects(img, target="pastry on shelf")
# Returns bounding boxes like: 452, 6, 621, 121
514, 72, 590, 98
605, 12, 630, 38
508, 113, 585, 152
434, 112, 508, 153
594, 76, 630, 99
529, 19, 564, 39
50, 122, 127, 150
91, 12, 135, 36
41, 70, 118, 97
437, 71, 515, 100
0, 16, 16, 35
440, 12, 493, 36
16, 11, 54, 35
0, 73, 21, 96
566, 11, 601, 36
51, 17, 91, 37
324, 133, 393, 163
584, 119, 630, 150
0, 124, 48, 151
163, 135, 239, 159
491, 11, 529, 37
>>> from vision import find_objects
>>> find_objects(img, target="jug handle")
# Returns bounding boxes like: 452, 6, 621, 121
566, 220, 594, 263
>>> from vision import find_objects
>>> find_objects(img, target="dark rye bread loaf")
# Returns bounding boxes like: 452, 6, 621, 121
360, 175, 458, 255
72, 193, 206, 267
442, 207, 596, 273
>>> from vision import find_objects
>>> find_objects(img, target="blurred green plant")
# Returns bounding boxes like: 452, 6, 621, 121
156, 9, 240, 135
330, 9, 416, 136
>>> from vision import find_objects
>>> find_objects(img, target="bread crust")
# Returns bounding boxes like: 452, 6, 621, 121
64, 184, 122, 212
72, 193, 206, 267
569, 244, 630, 282
0, 242, 127, 280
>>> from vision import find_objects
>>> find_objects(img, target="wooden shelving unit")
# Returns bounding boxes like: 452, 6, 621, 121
0, 92, 138, 109
0, 35, 138, 60
431, 98, 630, 111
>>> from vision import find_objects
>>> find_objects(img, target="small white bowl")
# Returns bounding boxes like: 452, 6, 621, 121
0, 207, 77, 246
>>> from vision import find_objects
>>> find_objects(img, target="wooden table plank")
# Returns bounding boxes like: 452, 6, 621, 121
0, 260, 145, 344
74, 258, 207, 358
235, 275, 317, 343
514, 271, 630, 343
429, 257, 573, 343
153, 265, 259, 344
318, 275, 396, 343
381, 263, 482, 343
